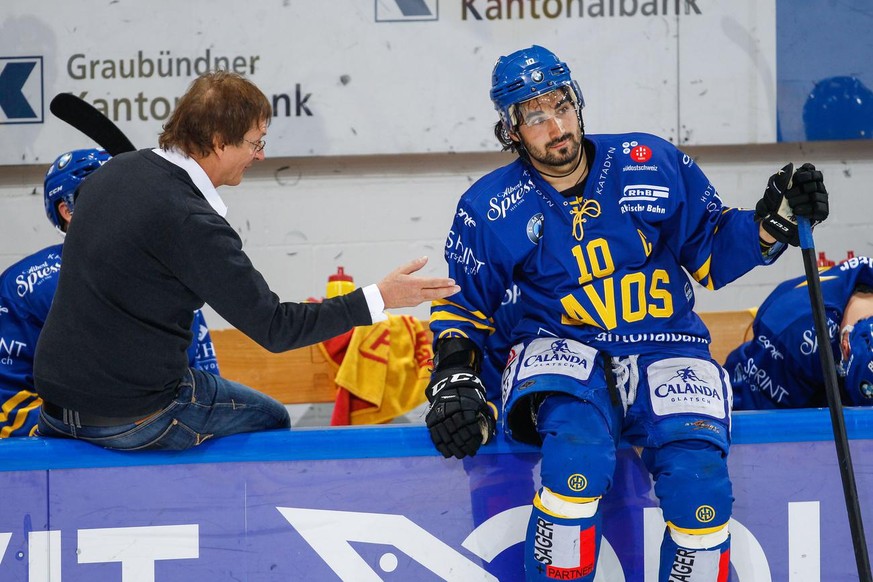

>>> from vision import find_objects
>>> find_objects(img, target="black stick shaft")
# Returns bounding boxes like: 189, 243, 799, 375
798, 218, 871, 581
49, 93, 136, 156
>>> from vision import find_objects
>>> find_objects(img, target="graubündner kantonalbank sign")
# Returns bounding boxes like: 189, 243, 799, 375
1, 0, 870, 164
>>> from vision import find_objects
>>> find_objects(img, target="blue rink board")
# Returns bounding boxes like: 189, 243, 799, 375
1, 408, 872, 581
2, 407, 872, 471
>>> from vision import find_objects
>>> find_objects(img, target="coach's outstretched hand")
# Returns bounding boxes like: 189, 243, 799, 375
377, 256, 459, 309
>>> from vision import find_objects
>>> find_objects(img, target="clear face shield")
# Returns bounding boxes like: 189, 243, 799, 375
840, 321, 873, 403
512, 88, 580, 133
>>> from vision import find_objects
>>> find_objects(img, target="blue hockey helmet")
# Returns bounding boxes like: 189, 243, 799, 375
43, 148, 110, 230
803, 75, 873, 141
840, 316, 873, 406
490, 45, 584, 130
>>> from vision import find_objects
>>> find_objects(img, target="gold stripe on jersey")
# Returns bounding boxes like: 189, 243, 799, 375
691, 256, 715, 290
0, 390, 41, 437
430, 310, 495, 333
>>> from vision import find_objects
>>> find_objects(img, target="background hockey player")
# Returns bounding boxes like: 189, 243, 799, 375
0, 149, 220, 437
726, 257, 873, 409
424, 45, 829, 581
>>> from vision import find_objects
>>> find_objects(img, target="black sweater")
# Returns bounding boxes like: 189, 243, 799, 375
34, 150, 372, 416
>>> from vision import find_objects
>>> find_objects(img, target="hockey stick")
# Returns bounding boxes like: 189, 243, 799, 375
49, 93, 136, 156
798, 216, 872, 581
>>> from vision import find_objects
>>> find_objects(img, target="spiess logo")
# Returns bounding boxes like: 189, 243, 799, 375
15, 259, 61, 298
375, 0, 439, 22
488, 178, 534, 221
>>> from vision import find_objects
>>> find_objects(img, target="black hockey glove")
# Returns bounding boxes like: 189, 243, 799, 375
756, 162, 828, 246
425, 367, 495, 459
788, 162, 828, 221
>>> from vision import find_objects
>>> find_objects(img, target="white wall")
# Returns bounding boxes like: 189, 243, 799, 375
0, 0, 778, 161
1, 139, 871, 330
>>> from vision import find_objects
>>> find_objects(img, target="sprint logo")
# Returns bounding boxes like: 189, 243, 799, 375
375, 0, 439, 22
0, 56, 43, 124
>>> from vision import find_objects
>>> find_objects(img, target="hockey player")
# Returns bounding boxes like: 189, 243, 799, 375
0, 149, 220, 437
725, 257, 873, 409
424, 46, 829, 581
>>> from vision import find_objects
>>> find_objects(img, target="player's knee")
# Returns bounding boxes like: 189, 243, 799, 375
539, 395, 616, 499
540, 429, 616, 498
655, 441, 732, 532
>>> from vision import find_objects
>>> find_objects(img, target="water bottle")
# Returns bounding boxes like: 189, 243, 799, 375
326, 266, 355, 298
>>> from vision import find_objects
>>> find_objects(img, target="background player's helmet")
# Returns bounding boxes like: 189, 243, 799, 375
841, 316, 873, 406
490, 45, 584, 130
803, 75, 873, 141
43, 148, 110, 231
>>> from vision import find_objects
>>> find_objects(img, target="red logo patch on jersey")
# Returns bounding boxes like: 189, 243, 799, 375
630, 145, 652, 163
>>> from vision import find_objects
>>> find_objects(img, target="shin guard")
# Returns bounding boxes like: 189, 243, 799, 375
524, 490, 601, 581
658, 526, 730, 582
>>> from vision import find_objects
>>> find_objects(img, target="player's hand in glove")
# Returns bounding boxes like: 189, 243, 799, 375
756, 162, 828, 246
788, 163, 828, 221
425, 367, 496, 459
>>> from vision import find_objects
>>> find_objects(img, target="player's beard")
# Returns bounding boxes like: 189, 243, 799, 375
525, 131, 582, 170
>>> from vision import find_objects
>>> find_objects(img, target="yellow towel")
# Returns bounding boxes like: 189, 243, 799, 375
327, 314, 432, 425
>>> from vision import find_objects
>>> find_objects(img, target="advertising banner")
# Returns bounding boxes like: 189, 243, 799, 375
1, 421, 871, 580
1, 0, 782, 164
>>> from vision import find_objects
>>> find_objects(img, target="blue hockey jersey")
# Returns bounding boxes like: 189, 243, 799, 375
431, 133, 776, 372
725, 257, 873, 409
0, 245, 220, 437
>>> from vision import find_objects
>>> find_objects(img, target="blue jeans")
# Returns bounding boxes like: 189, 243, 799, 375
37, 368, 291, 451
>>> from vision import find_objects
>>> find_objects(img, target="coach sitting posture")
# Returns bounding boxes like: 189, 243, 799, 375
34, 71, 458, 451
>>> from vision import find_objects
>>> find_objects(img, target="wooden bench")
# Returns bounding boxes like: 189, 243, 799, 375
211, 310, 755, 405
699, 309, 755, 364
210, 330, 337, 405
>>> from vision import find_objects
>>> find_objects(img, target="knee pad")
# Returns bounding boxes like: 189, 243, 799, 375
645, 440, 733, 532
538, 394, 617, 499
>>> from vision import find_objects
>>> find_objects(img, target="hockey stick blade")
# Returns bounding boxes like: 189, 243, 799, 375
50, 93, 136, 156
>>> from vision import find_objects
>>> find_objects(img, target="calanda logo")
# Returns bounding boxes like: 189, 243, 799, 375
653, 366, 721, 400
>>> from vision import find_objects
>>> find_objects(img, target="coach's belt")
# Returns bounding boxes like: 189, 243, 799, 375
42, 401, 155, 427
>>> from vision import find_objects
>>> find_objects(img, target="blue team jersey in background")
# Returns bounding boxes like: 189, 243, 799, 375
726, 257, 873, 409
0, 244, 220, 437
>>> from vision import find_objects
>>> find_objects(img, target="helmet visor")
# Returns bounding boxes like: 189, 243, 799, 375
514, 88, 579, 130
